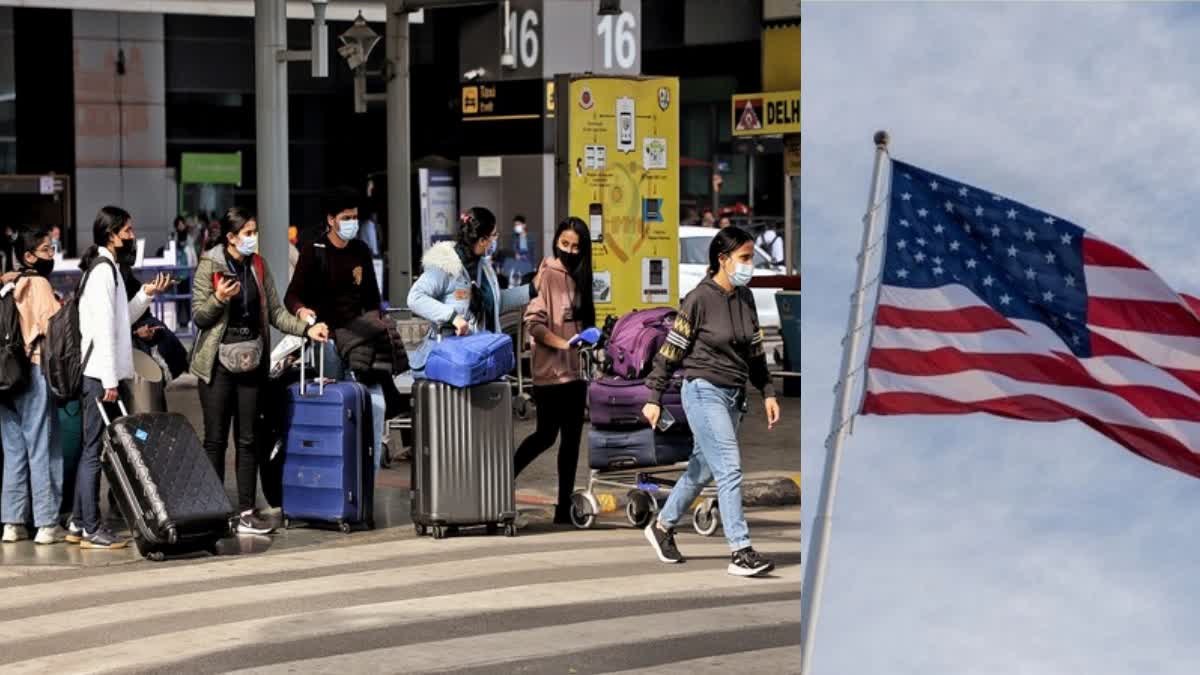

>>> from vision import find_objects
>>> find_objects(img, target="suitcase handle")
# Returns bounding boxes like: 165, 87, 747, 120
299, 339, 327, 397
93, 397, 129, 427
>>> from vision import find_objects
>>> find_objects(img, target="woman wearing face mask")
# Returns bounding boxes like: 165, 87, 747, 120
191, 207, 329, 535
640, 226, 782, 578
407, 206, 536, 374
512, 217, 595, 525
0, 227, 67, 545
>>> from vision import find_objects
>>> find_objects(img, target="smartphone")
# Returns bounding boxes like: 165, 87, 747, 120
656, 406, 675, 432
219, 271, 238, 284
589, 203, 604, 243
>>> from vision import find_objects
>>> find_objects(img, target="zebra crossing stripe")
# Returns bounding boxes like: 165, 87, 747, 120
6, 567, 798, 674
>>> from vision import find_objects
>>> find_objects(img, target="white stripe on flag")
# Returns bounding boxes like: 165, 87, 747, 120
1084, 265, 1181, 303
1090, 325, 1200, 372
867, 368, 1200, 451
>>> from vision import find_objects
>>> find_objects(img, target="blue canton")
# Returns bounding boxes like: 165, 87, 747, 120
884, 160, 1091, 357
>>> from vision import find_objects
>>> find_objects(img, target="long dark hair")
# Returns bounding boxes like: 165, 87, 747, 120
18, 225, 49, 269
216, 206, 254, 251
707, 225, 754, 277
79, 205, 132, 270
553, 216, 595, 328
456, 207, 497, 253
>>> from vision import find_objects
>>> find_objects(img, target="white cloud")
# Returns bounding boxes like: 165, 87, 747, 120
802, 3, 1200, 673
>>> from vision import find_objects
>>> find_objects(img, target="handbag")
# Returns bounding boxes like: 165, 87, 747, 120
424, 332, 515, 387
218, 336, 264, 374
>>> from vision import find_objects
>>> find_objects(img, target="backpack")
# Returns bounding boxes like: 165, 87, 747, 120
0, 271, 36, 399
605, 307, 677, 380
43, 258, 116, 401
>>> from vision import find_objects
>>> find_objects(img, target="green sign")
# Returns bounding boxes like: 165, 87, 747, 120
180, 152, 242, 185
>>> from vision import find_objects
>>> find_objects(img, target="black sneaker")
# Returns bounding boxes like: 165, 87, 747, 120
644, 522, 685, 564
236, 510, 276, 535
80, 527, 129, 550
728, 547, 774, 577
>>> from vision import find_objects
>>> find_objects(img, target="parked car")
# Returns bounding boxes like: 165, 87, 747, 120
678, 226, 783, 328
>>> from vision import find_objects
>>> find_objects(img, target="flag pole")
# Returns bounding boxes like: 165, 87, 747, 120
800, 130, 891, 674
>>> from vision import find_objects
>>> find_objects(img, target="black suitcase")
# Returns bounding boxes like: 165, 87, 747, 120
96, 400, 235, 560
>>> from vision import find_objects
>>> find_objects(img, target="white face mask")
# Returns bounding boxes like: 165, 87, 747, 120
728, 260, 754, 287
236, 234, 258, 257
337, 219, 360, 241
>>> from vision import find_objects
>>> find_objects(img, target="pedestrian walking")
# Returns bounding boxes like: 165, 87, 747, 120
513, 216, 595, 525
641, 226, 781, 577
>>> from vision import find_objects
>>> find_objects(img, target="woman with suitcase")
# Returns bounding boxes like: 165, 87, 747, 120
190, 207, 329, 535
407, 206, 536, 370
641, 226, 782, 577
513, 217, 595, 525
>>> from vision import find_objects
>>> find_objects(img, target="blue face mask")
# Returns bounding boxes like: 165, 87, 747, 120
337, 219, 359, 241
236, 235, 257, 257
729, 261, 754, 287
485, 238, 498, 258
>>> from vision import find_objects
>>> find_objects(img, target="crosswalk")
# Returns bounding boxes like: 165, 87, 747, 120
0, 509, 800, 674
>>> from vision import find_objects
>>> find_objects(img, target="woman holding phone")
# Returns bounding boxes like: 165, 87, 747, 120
513, 217, 597, 525
190, 207, 329, 535
640, 226, 781, 578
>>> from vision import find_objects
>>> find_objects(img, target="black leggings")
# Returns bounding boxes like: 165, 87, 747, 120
513, 381, 588, 514
198, 362, 262, 512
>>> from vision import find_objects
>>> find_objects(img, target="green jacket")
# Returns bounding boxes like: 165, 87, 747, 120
189, 246, 308, 384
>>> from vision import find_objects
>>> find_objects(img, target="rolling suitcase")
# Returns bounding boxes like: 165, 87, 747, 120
96, 399, 234, 561
588, 374, 689, 433
411, 379, 517, 539
588, 427, 694, 470
281, 342, 375, 533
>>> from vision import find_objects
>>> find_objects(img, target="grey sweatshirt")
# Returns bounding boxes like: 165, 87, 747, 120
645, 277, 776, 404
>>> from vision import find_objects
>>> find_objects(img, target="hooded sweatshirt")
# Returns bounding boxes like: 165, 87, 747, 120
523, 257, 582, 385
645, 278, 776, 404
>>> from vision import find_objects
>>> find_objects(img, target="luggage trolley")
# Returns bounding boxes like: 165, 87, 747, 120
568, 343, 721, 537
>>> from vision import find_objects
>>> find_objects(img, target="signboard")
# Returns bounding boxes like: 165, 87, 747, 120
730, 90, 800, 137
180, 152, 242, 185
419, 168, 458, 253
561, 75, 680, 318
460, 79, 550, 155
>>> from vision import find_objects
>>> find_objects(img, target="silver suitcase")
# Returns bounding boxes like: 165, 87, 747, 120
411, 379, 517, 538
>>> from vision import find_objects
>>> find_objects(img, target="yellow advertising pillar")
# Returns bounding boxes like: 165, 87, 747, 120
556, 75, 681, 320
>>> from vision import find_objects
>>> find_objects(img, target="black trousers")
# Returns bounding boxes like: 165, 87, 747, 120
198, 362, 263, 512
513, 381, 588, 515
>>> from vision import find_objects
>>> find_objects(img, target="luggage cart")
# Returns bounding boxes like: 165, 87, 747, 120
568, 342, 721, 536
502, 309, 534, 420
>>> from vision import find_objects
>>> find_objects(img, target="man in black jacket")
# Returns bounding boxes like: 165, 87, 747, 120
284, 187, 388, 470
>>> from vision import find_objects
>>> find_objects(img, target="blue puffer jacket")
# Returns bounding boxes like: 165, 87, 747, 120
406, 241, 532, 371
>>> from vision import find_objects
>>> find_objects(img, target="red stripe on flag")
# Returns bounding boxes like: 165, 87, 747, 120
1082, 237, 1148, 269
861, 391, 1200, 478
1087, 297, 1200, 336
869, 348, 1200, 421
875, 305, 1018, 333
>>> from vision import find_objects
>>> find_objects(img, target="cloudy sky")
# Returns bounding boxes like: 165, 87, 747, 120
801, 3, 1200, 673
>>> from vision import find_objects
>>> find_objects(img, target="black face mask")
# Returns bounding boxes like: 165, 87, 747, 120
115, 239, 137, 266
557, 248, 582, 271
28, 257, 54, 278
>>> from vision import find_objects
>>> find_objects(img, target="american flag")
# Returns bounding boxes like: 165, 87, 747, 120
864, 159, 1200, 479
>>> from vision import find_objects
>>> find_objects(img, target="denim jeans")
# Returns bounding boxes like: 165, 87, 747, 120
657, 378, 750, 552
0, 365, 62, 527
76, 377, 123, 533
319, 339, 385, 471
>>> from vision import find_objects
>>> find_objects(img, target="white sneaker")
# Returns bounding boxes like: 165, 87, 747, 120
34, 525, 68, 545
2, 524, 29, 543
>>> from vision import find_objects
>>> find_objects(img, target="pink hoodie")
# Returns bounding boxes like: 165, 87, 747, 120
523, 258, 583, 385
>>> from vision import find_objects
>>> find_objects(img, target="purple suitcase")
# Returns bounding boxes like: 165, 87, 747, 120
588, 374, 688, 433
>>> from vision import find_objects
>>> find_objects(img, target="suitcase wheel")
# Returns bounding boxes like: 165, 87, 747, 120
692, 500, 721, 537
338, 521, 353, 534
504, 522, 517, 537
414, 522, 427, 537
432, 525, 446, 540
146, 551, 166, 562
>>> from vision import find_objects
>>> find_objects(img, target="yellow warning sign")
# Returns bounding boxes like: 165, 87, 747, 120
731, 90, 800, 137
462, 86, 479, 114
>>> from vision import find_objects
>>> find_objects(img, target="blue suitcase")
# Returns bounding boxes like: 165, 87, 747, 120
281, 342, 375, 532
588, 427, 694, 471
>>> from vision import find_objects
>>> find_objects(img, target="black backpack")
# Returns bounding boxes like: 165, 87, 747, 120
0, 271, 36, 399
43, 258, 116, 401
